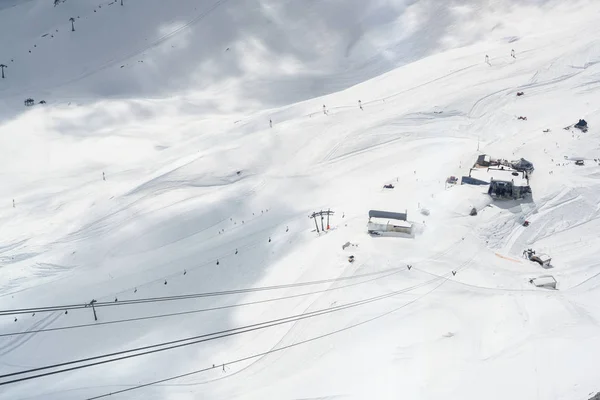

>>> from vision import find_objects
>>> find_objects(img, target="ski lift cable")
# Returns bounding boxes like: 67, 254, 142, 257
0, 266, 405, 316
85, 279, 448, 400
91, 209, 312, 304
0, 269, 404, 338
0, 274, 450, 385
0, 233, 466, 317
1, 223, 465, 317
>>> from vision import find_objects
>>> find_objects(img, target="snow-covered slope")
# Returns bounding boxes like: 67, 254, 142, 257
1, 0, 600, 399
0, 0, 577, 112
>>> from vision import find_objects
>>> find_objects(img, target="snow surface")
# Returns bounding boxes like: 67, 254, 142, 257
1, 0, 600, 399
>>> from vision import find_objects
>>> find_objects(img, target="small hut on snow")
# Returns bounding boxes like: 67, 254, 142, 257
367, 210, 413, 236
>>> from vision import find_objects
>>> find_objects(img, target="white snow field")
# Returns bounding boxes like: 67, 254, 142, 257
1, 0, 600, 399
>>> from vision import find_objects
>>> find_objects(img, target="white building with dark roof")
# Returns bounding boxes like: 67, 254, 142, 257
367, 210, 413, 236
466, 167, 531, 200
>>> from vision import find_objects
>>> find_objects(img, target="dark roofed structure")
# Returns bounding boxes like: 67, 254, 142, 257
368, 210, 407, 221
476, 154, 491, 167
511, 158, 534, 173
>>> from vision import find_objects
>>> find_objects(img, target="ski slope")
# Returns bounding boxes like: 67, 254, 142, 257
1, 0, 600, 399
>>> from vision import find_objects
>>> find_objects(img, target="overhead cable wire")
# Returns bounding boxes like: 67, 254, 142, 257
0, 274, 448, 386
85, 279, 449, 399
1, 235, 466, 317
0, 269, 404, 338
0, 266, 403, 317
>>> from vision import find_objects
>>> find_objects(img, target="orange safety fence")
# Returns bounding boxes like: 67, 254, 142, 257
495, 253, 523, 263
